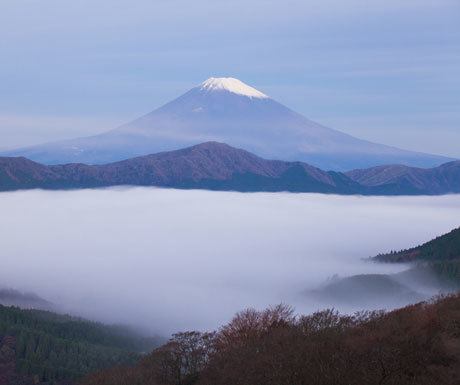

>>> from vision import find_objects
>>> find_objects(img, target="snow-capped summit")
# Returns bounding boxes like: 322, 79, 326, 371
199, 77, 268, 99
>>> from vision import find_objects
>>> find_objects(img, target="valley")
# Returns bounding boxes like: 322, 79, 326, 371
1, 1, 459, 383
2, 224, 460, 384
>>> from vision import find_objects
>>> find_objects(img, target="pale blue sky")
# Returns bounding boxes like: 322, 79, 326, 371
1, 0, 459, 157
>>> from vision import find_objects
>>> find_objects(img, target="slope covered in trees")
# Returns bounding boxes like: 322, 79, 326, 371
374, 227, 460, 263
374, 226, 460, 285
0, 305, 160, 384
82, 295, 460, 385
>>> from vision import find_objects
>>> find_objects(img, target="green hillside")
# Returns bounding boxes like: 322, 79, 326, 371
0, 304, 160, 384
374, 227, 460, 263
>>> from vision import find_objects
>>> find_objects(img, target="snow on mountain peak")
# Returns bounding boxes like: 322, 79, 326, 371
199, 77, 269, 99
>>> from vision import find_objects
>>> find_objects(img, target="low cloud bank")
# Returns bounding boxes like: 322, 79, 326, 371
1, 188, 459, 334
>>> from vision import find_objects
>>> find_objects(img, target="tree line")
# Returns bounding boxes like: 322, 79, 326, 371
82, 294, 460, 385
0, 305, 160, 384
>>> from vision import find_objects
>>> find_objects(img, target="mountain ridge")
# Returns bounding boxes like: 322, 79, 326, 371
347, 161, 460, 195
0, 142, 359, 193
1, 141, 459, 195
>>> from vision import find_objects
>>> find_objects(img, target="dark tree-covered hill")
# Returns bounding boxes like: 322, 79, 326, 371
374, 227, 460, 263
0, 305, 160, 384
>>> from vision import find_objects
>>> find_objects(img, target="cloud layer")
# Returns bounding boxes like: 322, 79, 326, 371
1, 188, 459, 334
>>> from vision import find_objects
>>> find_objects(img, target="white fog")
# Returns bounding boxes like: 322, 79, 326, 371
1, 188, 460, 335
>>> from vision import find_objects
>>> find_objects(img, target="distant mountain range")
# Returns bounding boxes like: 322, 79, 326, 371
1, 141, 459, 195
346, 162, 460, 195
1, 77, 453, 170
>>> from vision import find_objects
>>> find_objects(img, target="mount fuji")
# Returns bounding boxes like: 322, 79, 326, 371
2, 77, 452, 170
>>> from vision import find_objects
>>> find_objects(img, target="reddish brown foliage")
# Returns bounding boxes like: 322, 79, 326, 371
81, 295, 460, 385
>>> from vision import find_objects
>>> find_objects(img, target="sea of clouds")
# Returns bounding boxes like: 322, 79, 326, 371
1, 188, 459, 335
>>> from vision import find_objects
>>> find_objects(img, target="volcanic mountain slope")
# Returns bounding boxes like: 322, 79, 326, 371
347, 160, 460, 195
0, 142, 362, 193
2, 77, 452, 170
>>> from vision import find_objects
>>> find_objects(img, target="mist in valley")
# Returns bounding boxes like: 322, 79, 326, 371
1, 187, 459, 336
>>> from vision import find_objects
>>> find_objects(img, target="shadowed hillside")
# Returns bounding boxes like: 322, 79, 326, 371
371, 227, 460, 294
0, 305, 161, 384
374, 227, 460, 263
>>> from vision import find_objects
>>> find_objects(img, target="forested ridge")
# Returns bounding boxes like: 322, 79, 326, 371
375, 227, 460, 263
374, 227, 460, 289
0, 305, 160, 384
82, 294, 460, 385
